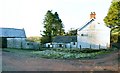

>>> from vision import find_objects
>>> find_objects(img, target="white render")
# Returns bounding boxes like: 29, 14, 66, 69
51, 42, 77, 48
77, 19, 110, 49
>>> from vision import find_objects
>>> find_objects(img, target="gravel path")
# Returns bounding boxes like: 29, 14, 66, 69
2, 50, 119, 71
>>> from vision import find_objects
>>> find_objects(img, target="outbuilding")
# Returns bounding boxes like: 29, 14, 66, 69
0, 28, 26, 48
52, 36, 77, 48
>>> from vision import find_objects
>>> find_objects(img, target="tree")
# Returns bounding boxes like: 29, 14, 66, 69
54, 12, 65, 35
42, 10, 54, 43
41, 10, 65, 43
104, 1, 120, 43
65, 28, 77, 36
27, 36, 41, 43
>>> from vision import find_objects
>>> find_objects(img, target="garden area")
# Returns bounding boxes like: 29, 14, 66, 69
2, 47, 118, 59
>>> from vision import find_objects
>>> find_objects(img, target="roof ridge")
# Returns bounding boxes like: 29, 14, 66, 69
78, 19, 94, 31
0, 28, 26, 38
0, 27, 23, 30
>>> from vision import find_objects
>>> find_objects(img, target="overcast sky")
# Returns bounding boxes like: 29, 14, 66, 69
0, 0, 112, 37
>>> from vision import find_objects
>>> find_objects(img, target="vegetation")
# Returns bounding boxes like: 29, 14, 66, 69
33, 49, 111, 59
26, 36, 41, 43
104, 0, 120, 43
41, 10, 65, 44
65, 28, 77, 36
39, 48, 108, 53
3, 48, 117, 59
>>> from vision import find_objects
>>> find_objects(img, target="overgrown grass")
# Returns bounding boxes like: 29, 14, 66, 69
39, 48, 113, 53
32, 49, 112, 59
2, 48, 117, 59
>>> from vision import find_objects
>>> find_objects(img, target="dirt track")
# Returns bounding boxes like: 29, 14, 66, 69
2, 50, 120, 71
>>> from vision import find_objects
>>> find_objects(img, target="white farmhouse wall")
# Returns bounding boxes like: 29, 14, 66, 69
77, 20, 110, 49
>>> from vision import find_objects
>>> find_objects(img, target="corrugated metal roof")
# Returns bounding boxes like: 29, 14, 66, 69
53, 36, 77, 43
0, 28, 26, 38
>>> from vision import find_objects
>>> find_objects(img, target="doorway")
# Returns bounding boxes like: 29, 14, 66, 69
0, 37, 7, 48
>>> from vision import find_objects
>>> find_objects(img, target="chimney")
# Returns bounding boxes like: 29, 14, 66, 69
90, 12, 96, 19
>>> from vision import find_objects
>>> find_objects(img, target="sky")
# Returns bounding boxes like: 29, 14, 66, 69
0, 0, 112, 37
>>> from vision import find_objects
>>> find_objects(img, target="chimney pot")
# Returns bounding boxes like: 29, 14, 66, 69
90, 12, 96, 19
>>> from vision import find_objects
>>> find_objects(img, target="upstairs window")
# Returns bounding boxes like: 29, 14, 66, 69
73, 42, 76, 45
81, 34, 88, 36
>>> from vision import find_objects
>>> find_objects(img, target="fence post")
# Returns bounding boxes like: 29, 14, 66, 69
80, 45, 81, 50
99, 44, 100, 49
21, 38, 22, 49
90, 44, 91, 49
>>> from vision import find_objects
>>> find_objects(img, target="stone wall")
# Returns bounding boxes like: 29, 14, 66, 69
7, 38, 40, 49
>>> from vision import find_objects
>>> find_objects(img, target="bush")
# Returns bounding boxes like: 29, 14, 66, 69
111, 33, 118, 43
33, 48, 112, 59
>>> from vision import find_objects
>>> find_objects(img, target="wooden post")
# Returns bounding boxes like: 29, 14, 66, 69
80, 45, 81, 50
99, 44, 100, 49
70, 43, 71, 49
21, 38, 22, 49
90, 44, 91, 49
13, 38, 15, 48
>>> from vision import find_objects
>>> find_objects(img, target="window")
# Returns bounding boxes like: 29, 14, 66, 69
81, 34, 88, 36
73, 42, 76, 45
81, 34, 84, 36
59, 44, 62, 47
27, 42, 33, 45
27, 43, 30, 45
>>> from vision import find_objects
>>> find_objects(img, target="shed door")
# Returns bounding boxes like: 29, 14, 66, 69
1, 38, 7, 48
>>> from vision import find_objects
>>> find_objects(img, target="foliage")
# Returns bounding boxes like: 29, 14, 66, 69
104, 1, 120, 43
65, 28, 77, 36
4, 48, 115, 59
26, 36, 41, 43
33, 49, 111, 59
40, 36, 50, 44
39, 48, 108, 53
54, 12, 65, 35
104, 1, 120, 27
41, 10, 65, 43
111, 33, 118, 43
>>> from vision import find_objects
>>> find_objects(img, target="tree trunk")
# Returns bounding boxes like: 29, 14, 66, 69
117, 35, 120, 43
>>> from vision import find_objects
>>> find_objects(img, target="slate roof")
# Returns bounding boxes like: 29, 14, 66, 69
0, 28, 26, 38
79, 19, 94, 31
52, 36, 77, 43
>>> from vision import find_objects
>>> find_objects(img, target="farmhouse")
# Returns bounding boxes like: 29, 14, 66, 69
51, 12, 110, 49
77, 12, 110, 49
0, 28, 40, 49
